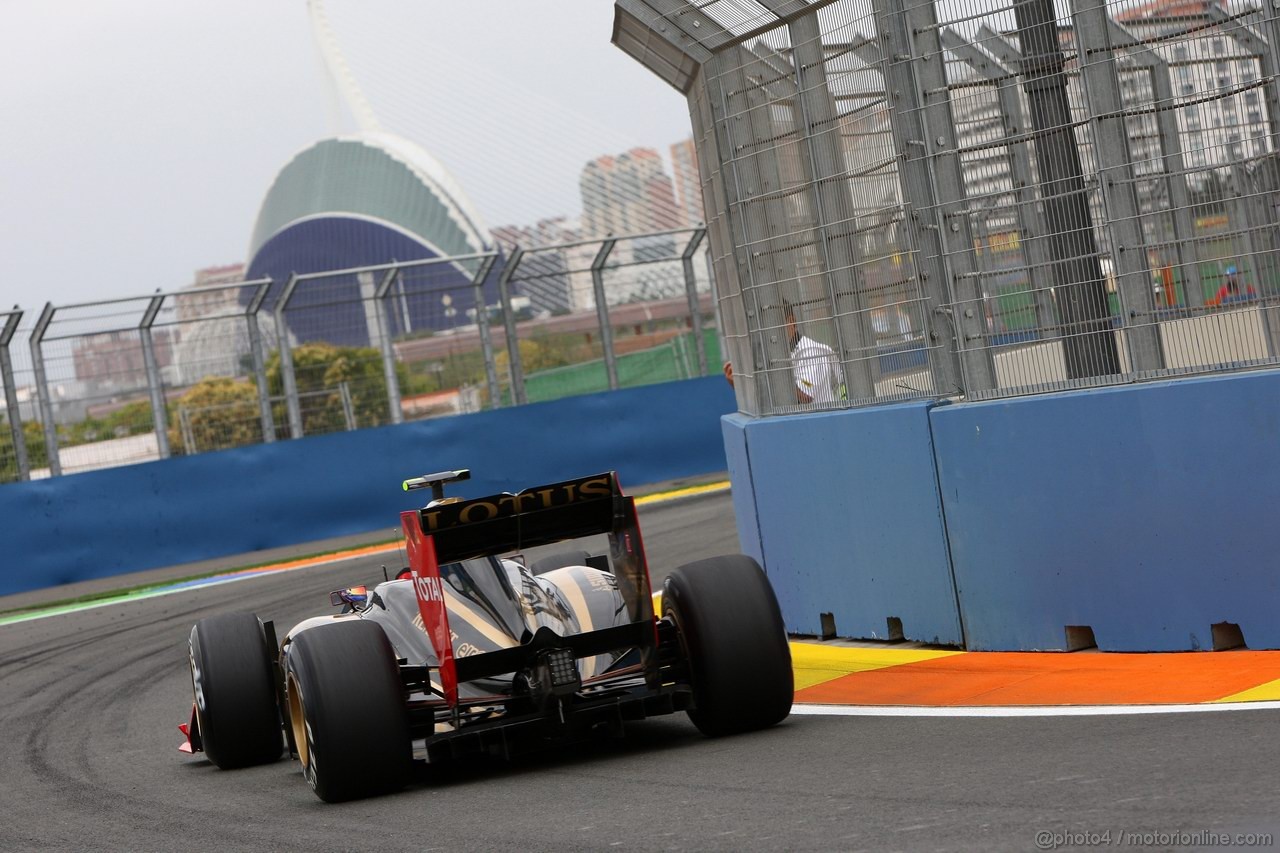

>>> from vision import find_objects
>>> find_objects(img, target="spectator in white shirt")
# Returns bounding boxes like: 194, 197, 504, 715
723, 301, 844, 405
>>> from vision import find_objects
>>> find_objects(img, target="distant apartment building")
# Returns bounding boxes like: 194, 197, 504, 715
1110, 0, 1269, 177
491, 218, 596, 315
579, 147, 684, 238
800, 0, 1267, 298
578, 149, 687, 307
669, 138, 705, 226
175, 263, 245, 323
72, 329, 174, 394
169, 263, 270, 387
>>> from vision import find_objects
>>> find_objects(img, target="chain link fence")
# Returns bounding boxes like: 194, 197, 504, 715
0, 230, 717, 483
616, 0, 1280, 416
11, 1, 1280, 479
495, 228, 715, 404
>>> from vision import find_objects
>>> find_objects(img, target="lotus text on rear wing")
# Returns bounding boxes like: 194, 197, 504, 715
417, 474, 615, 533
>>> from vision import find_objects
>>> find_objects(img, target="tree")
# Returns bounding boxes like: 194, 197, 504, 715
105, 401, 155, 438
168, 377, 262, 455
0, 420, 51, 482
494, 336, 576, 376
266, 343, 392, 437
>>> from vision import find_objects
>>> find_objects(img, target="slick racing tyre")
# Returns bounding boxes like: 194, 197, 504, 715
188, 612, 284, 769
285, 620, 411, 802
664, 555, 793, 737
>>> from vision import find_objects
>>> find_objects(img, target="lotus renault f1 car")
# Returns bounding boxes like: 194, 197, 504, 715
180, 470, 793, 802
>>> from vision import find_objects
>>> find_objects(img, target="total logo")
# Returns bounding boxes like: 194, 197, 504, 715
414, 575, 444, 603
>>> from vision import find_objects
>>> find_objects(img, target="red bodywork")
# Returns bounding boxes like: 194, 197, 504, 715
397, 472, 659, 707
401, 512, 459, 707
178, 704, 201, 753
178, 471, 660, 753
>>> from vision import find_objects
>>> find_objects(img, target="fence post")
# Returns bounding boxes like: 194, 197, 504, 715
866, 1, 993, 397
338, 381, 355, 431
766, 15, 881, 402
245, 280, 275, 443
495, 247, 528, 405
178, 406, 195, 455
706, 49, 806, 412
681, 229, 710, 377
139, 294, 170, 459
1208, 7, 1280, 355
29, 303, 60, 476
590, 239, 620, 391
470, 254, 502, 408
990, 7, 1123, 380
1230, 162, 1262, 301
1, 309, 28, 481
687, 63, 754, 414
1105, 18, 1203, 306
274, 274, 305, 439
1071, 0, 1164, 374
939, 30, 1058, 336
372, 267, 405, 426
703, 247, 727, 371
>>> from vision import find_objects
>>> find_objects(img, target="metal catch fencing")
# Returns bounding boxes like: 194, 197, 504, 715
0, 229, 716, 484
615, 0, 1280, 416
497, 228, 716, 404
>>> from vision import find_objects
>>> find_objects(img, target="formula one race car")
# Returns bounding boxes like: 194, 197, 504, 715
180, 470, 792, 801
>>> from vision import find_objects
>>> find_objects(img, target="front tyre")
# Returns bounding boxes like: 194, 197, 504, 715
664, 555, 793, 736
188, 612, 283, 769
284, 620, 411, 802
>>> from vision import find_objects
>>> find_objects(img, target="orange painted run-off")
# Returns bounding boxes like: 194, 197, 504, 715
237, 542, 401, 577
794, 649, 1280, 706
212, 547, 1280, 708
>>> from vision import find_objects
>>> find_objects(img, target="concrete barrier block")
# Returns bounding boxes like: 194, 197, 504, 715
731, 402, 962, 645
930, 370, 1280, 650
721, 413, 763, 568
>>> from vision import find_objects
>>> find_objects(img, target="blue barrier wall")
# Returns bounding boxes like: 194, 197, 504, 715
930, 371, 1280, 651
723, 402, 963, 644
721, 413, 763, 568
0, 377, 735, 595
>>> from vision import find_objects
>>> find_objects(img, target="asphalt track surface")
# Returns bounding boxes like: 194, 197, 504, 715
4, 492, 1280, 852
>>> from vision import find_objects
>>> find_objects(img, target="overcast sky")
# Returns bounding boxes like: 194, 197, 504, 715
0, 1, 695, 312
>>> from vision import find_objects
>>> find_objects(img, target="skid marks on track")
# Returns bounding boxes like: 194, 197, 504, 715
11, 617, 304, 850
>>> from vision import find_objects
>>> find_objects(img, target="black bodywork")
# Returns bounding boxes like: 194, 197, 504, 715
281, 470, 690, 763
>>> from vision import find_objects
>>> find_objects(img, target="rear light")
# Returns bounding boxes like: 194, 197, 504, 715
531, 648, 581, 699
544, 648, 579, 690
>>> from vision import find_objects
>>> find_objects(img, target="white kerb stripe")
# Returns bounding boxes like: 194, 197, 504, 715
789, 700, 1280, 718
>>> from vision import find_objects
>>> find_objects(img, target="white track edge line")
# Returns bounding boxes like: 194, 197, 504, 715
0, 547, 392, 627
790, 700, 1280, 717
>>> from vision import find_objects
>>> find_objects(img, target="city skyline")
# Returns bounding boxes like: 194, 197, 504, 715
0, 1, 695, 313
491, 136, 705, 314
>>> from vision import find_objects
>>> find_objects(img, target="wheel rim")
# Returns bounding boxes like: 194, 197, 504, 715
188, 643, 207, 735
286, 672, 309, 769
664, 602, 697, 689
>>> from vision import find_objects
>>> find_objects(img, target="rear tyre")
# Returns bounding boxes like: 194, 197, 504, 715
664, 555, 793, 736
285, 620, 411, 802
188, 612, 283, 769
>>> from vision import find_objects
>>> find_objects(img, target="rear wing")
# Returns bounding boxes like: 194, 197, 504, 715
410, 472, 621, 564
400, 471, 656, 706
